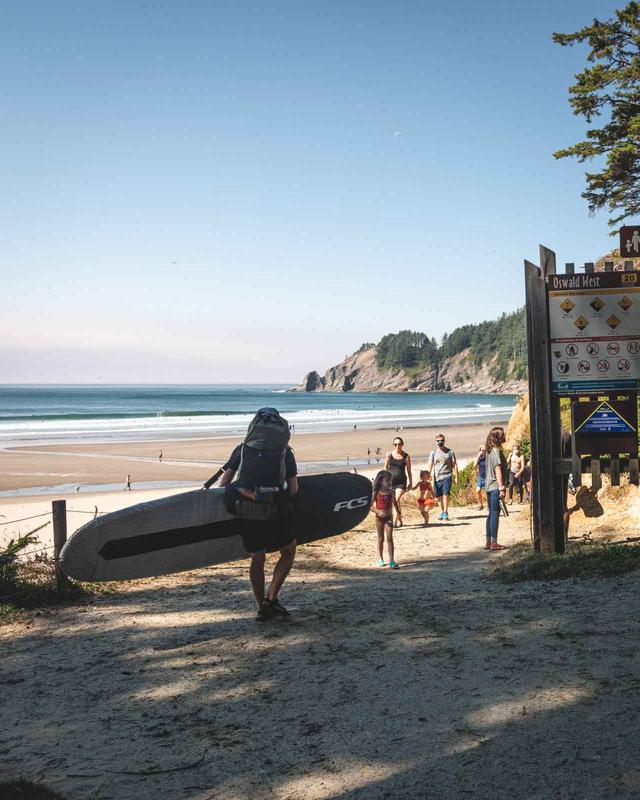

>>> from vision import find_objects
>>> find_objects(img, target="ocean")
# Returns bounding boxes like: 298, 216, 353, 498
0, 385, 516, 446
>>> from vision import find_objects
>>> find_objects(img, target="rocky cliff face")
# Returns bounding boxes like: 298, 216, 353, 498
293, 345, 527, 394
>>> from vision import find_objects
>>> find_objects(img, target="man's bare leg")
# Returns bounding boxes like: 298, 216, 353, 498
266, 541, 297, 601
249, 552, 266, 607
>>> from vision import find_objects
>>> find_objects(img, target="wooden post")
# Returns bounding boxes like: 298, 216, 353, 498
565, 262, 575, 274
585, 262, 594, 273
591, 459, 602, 491
610, 457, 620, 486
52, 500, 70, 590
629, 458, 639, 486
524, 246, 565, 553
540, 245, 566, 554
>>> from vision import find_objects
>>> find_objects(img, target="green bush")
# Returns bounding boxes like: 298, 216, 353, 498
449, 461, 477, 506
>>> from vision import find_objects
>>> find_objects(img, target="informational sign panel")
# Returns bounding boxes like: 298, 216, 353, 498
548, 272, 640, 393
573, 393, 638, 458
619, 225, 640, 258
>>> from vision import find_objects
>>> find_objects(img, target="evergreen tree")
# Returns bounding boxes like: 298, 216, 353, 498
553, 3, 640, 228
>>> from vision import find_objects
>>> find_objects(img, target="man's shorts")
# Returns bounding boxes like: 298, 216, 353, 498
240, 505, 295, 554
476, 477, 486, 490
434, 477, 452, 498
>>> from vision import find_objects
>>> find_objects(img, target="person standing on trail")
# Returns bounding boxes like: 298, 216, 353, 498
216, 407, 298, 622
371, 469, 400, 569
125, 474, 132, 491
427, 434, 458, 521
484, 426, 508, 550
474, 444, 486, 511
508, 444, 525, 504
384, 436, 413, 528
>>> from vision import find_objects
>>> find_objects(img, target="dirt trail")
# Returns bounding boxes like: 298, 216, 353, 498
2, 492, 640, 800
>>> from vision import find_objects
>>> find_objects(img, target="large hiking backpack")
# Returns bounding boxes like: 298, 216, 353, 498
234, 407, 291, 491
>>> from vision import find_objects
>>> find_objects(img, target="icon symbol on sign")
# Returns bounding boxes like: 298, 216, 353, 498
607, 342, 620, 355
556, 361, 569, 375
617, 359, 631, 371
577, 361, 591, 373
597, 360, 610, 372
586, 343, 599, 356
628, 342, 640, 355
565, 344, 578, 357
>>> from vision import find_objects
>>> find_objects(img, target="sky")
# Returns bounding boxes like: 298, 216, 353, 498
0, 0, 626, 383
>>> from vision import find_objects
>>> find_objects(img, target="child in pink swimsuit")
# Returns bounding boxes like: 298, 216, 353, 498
371, 470, 400, 569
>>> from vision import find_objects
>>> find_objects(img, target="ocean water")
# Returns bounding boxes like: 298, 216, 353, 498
0, 385, 516, 445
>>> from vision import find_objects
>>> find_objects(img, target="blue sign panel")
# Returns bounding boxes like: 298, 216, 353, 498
577, 402, 635, 434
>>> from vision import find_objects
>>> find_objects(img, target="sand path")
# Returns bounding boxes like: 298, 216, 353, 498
2, 495, 640, 799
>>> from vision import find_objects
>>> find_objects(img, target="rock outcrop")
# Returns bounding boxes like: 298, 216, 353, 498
292, 345, 527, 394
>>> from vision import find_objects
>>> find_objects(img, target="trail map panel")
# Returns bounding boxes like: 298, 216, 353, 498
572, 393, 638, 458
548, 272, 640, 394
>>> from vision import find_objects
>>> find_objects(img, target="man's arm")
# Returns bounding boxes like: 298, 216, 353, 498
288, 476, 299, 496
452, 452, 459, 482
219, 468, 236, 487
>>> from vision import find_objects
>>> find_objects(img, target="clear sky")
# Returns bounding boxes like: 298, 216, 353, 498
0, 0, 624, 383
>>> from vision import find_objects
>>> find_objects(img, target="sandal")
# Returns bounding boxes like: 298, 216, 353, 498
484, 542, 491, 550
490, 542, 507, 550
389, 561, 400, 570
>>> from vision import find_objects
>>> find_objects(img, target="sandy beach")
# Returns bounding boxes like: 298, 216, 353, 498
0, 421, 498, 552
0, 421, 496, 497
2, 483, 640, 799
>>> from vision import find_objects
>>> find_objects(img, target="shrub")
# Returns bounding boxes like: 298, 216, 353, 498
449, 461, 477, 506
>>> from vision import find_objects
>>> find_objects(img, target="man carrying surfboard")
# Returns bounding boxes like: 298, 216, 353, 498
217, 407, 298, 622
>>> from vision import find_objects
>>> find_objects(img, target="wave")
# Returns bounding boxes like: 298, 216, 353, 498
0, 409, 250, 422
0, 403, 516, 444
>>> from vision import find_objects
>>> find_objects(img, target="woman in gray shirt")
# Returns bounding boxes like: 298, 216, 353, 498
484, 426, 508, 550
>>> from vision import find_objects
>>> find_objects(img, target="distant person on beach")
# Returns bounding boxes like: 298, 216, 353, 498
484, 426, 507, 550
217, 407, 298, 621
385, 436, 413, 528
371, 470, 400, 569
416, 470, 435, 527
346, 453, 350, 465
508, 444, 525, 504
353, 424, 357, 431
159, 450, 163, 462
367, 447, 371, 464
125, 474, 131, 491
474, 445, 486, 511
427, 434, 458, 521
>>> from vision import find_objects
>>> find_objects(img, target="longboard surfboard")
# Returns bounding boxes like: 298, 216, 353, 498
60, 473, 372, 582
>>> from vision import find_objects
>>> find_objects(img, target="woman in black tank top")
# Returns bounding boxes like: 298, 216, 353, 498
384, 436, 413, 527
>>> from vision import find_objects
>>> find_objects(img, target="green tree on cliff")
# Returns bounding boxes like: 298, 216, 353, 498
553, 3, 640, 228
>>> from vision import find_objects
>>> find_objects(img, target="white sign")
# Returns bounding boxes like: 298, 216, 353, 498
547, 272, 640, 393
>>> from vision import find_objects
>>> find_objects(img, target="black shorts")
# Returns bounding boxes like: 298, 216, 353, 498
391, 478, 407, 491
240, 504, 295, 554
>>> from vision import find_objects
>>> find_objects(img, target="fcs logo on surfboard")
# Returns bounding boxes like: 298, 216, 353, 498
333, 496, 369, 512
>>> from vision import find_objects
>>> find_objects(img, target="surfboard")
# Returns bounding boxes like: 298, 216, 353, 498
59, 473, 372, 582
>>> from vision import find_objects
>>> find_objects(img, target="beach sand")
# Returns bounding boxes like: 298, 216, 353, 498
0, 422, 495, 496
2, 486, 640, 799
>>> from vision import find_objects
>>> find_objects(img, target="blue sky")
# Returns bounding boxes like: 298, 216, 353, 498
0, 0, 623, 383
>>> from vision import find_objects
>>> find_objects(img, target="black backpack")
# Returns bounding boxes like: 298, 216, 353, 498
234, 407, 290, 491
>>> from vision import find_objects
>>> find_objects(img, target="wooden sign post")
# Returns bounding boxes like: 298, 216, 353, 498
524, 246, 565, 553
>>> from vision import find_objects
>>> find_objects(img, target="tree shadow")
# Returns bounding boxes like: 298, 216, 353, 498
2, 538, 639, 799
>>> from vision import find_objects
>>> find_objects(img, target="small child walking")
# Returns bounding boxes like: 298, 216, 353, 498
416, 469, 435, 527
371, 470, 400, 569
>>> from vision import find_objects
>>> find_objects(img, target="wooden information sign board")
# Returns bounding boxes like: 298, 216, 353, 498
547, 272, 640, 394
